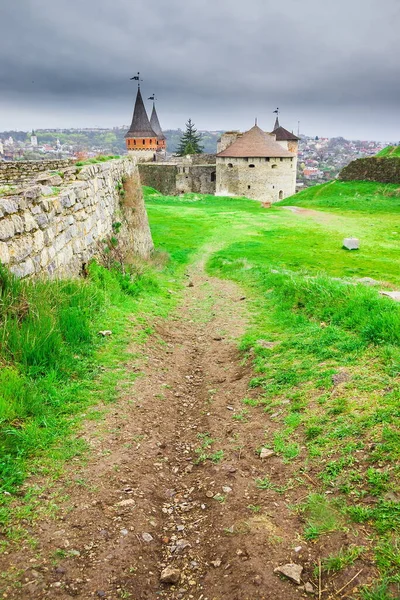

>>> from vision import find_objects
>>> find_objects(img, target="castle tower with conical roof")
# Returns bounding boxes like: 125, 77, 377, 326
125, 88, 158, 161
150, 102, 166, 154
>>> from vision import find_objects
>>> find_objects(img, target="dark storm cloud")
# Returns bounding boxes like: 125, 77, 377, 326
0, 0, 399, 138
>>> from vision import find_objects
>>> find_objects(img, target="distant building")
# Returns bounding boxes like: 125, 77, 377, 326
215, 118, 299, 203
31, 130, 38, 147
125, 87, 166, 161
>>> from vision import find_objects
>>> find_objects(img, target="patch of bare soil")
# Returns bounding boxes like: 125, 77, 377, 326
280, 206, 335, 225
0, 264, 372, 599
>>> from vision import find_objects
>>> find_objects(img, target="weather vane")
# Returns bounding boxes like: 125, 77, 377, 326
148, 93, 157, 101
273, 107, 279, 116
130, 72, 143, 88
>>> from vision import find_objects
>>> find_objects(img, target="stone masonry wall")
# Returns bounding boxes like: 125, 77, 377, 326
176, 165, 216, 194
216, 156, 296, 202
0, 159, 76, 186
0, 156, 153, 278
138, 163, 178, 195
339, 157, 400, 184
138, 162, 216, 195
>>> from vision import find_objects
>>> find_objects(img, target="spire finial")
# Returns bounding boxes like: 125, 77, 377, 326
130, 72, 143, 88
273, 107, 280, 130
255, 117, 257, 126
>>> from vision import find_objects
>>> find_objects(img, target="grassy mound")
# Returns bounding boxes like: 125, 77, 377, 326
277, 180, 400, 212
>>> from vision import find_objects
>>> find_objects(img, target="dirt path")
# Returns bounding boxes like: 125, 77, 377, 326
1, 260, 339, 599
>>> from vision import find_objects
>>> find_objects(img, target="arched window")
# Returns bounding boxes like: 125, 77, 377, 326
133, 140, 136, 146
143, 139, 145, 144
248, 185, 251, 190
279, 190, 284, 200
249, 164, 255, 168
271, 164, 277, 169
227, 163, 233, 168
211, 171, 216, 182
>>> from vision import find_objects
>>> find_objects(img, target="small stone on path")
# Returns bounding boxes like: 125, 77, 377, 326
160, 566, 181, 584
274, 563, 303, 585
142, 532, 153, 542
260, 448, 275, 459
305, 582, 315, 594
211, 559, 222, 568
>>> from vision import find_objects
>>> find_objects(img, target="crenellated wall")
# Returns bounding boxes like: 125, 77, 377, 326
0, 159, 76, 186
0, 157, 153, 279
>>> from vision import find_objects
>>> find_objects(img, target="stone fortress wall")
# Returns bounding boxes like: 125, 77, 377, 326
0, 157, 153, 279
0, 159, 76, 186
138, 154, 216, 196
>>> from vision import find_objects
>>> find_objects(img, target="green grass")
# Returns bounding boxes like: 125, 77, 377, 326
376, 146, 400, 158
75, 154, 121, 167
145, 182, 400, 597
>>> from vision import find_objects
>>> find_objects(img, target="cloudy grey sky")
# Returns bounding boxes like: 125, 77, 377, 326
0, 0, 399, 140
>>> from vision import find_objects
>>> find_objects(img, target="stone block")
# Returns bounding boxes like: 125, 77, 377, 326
0, 241, 10, 264
24, 186, 42, 201
0, 218, 15, 240
44, 226, 56, 246
11, 214, 24, 234
35, 212, 49, 229
36, 173, 63, 186
343, 237, 359, 250
10, 258, 35, 279
0, 198, 19, 215
9, 237, 33, 262
40, 185, 54, 196
60, 192, 76, 208
33, 229, 45, 252
23, 212, 38, 232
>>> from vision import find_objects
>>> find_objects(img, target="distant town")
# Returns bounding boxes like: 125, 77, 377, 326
0, 127, 389, 188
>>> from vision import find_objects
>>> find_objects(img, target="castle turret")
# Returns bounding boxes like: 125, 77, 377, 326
272, 121, 300, 155
150, 102, 166, 153
125, 87, 157, 161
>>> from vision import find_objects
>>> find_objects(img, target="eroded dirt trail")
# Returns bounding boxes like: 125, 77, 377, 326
1, 261, 317, 600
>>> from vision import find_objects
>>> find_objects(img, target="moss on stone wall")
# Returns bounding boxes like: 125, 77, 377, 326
339, 157, 400, 184
138, 164, 178, 195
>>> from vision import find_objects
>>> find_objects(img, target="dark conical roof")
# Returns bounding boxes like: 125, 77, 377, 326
272, 125, 300, 141
150, 103, 165, 140
125, 88, 157, 138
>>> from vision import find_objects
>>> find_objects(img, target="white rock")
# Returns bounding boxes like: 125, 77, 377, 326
343, 237, 359, 250
260, 448, 275, 459
274, 563, 303, 585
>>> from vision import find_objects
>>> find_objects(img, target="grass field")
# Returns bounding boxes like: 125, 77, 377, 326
146, 181, 400, 599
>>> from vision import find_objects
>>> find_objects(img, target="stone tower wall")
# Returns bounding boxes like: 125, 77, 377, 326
216, 156, 296, 202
